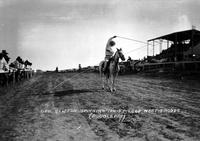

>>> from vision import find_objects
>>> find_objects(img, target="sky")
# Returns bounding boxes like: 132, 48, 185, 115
0, 0, 200, 70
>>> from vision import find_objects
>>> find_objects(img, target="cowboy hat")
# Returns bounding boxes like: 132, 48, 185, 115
109, 41, 115, 46
1, 50, 8, 54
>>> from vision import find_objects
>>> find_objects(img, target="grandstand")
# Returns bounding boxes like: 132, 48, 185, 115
136, 29, 200, 74
147, 29, 200, 62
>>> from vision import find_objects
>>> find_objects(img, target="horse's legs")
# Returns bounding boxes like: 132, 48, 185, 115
113, 75, 116, 91
109, 74, 114, 92
102, 75, 105, 89
106, 75, 109, 90
113, 73, 118, 91
110, 73, 118, 92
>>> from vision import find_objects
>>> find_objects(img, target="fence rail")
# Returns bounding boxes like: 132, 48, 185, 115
0, 69, 34, 86
138, 61, 200, 73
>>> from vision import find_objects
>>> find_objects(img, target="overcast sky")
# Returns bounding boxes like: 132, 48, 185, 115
0, 0, 200, 70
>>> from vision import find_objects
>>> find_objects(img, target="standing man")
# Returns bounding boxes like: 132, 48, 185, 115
1, 50, 10, 64
104, 36, 117, 71
0, 53, 9, 72
0, 50, 9, 72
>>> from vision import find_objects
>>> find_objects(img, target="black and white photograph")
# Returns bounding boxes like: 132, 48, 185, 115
0, 0, 200, 140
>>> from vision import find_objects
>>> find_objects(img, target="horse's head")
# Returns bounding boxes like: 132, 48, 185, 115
116, 48, 125, 61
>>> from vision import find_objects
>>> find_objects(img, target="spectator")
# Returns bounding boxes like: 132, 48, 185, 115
0, 53, 9, 72
127, 56, 133, 62
1, 50, 10, 63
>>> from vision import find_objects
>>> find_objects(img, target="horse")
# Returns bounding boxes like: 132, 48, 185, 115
99, 48, 125, 92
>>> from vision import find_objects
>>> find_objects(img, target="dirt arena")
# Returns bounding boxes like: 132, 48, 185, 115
0, 72, 200, 141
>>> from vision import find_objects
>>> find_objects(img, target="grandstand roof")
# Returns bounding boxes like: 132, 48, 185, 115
148, 29, 200, 42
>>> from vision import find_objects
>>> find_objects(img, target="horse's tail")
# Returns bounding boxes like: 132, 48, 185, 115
99, 61, 104, 75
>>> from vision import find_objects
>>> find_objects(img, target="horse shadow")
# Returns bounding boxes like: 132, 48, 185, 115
54, 89, 92, 97
41, 88, 101, 97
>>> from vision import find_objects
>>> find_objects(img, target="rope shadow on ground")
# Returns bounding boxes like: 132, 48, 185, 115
53, 88, 103, 97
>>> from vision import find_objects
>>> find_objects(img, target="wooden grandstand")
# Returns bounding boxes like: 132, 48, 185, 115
137, 29, 200, 74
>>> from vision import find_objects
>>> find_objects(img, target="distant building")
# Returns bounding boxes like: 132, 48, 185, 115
36, 69, 43, 74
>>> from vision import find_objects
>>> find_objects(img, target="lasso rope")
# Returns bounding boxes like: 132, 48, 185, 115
117, 36, 148, 45
116, 35, 162, 55
48, 67, 93, 93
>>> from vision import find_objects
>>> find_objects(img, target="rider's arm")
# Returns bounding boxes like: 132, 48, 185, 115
106, 36, 117, 47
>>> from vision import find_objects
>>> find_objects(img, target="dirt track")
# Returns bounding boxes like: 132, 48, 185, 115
0, 72, 200, 141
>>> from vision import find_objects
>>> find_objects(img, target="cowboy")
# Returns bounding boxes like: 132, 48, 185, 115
127, 56, 133, 62
0, 53, 9, 72
1, 50, 10, 63
103, 36, 117, 71
24, 60, 32, 70
13, 56, 22, 69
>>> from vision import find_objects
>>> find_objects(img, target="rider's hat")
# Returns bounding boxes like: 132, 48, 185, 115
109, 41, 115, 46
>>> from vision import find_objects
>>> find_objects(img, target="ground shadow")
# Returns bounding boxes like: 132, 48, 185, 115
53, 88, 101, 97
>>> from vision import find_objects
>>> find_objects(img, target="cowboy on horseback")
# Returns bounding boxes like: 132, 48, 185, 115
103, 36, 117, 72
99, 36, 125, 92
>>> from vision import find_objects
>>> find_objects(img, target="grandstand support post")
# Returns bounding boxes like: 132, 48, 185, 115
192, 29, 194, 59
147, 41, 149, 57
175, 33, 177, 61
160, 39, 162, 53
167, 40, 169, 49
153, 40, 155, 56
